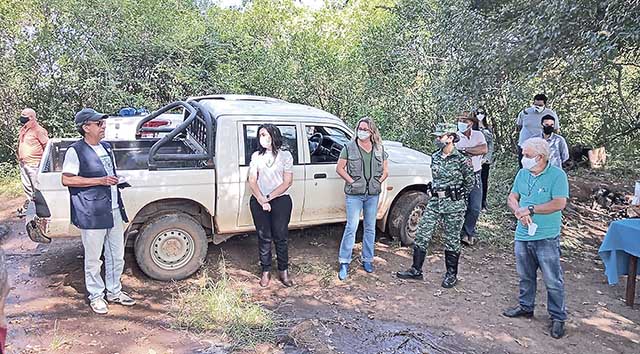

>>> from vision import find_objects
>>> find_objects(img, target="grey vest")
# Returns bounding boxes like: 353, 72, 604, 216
344, 141, 385, 195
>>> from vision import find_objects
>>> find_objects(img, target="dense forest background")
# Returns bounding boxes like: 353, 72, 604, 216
1, 0, 639, 165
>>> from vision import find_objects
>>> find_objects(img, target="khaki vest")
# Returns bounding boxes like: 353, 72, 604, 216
344, 141, 384, 195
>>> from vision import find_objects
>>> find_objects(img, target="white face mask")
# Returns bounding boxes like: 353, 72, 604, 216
457, 122, 469, 132
521, 156, 539, 170
357, 130, 371, 141
532, 105, 544, 113
259, 136, 272, 149
477, 114, 485, 121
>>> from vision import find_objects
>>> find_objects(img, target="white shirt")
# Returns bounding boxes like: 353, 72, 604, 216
456, 130, 487, 172
249, 150, 293, 196
62, 143, 119, 209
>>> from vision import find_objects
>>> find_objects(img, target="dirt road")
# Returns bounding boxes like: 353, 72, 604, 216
1, 195, 638, 353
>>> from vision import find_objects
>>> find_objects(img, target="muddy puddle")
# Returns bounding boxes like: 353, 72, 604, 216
283, 311, 484, 354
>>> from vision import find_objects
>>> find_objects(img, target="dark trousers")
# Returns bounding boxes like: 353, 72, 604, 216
517, 146, 523, 169
462, 172, 482, 239
250, 195, 292, 272
480, 163, 490, 209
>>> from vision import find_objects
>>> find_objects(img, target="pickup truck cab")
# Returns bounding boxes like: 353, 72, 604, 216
28, 95, 432, 281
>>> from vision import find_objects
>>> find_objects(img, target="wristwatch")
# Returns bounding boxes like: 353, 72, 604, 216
528, 205, 535, 215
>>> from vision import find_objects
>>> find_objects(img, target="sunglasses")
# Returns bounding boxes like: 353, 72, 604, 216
85, 120, 106, 127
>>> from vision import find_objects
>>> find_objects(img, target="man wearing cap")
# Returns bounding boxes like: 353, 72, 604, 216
397, 122, 475, 288
61, 108, 135, 314
17, 108, 49, 216
455, 112, 488, 246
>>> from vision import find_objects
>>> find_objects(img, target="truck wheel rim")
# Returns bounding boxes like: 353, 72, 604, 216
405, 204, 426, 241
151, 229, 195, 270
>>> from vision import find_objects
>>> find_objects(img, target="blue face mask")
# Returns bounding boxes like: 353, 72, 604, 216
457, 122, 469, 132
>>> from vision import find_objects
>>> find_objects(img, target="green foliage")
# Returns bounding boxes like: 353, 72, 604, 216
1, 0, 639, 163
0, 163, 22, 198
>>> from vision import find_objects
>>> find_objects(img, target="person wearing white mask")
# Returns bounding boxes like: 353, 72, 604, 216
515, 94, 559, 168
335, 117, 389, 280
248, 124, 295, 287
455, 112, 487, 246
504, 137, 568, 339
476, 106, 494, 210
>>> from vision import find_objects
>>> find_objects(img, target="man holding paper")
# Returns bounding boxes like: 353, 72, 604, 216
503, 137, 569, 339
62, 108, 136, 314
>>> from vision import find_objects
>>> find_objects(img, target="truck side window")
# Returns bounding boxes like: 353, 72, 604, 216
243, 125, 298, 165
305, 125, 350, 164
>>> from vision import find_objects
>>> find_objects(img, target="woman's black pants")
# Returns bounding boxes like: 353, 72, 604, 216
249, 195, 293, 272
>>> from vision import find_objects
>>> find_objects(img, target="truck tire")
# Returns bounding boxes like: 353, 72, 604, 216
134, 213, 208, 281
387, 191, 429, 246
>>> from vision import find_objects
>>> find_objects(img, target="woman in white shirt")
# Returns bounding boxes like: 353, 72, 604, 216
248, 124, 294, 287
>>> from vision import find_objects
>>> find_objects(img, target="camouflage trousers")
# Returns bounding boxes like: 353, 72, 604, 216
414, 206, 465, 253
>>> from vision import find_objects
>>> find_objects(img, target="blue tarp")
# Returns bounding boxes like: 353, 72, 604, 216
598, 219, 640, 285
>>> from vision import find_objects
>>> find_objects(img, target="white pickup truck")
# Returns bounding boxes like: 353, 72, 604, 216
27, 95, 432, 281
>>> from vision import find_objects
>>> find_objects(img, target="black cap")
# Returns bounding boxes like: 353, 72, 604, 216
74, 108, 108, 125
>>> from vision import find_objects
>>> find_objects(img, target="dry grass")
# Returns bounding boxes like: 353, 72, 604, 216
171, 256, 282, 349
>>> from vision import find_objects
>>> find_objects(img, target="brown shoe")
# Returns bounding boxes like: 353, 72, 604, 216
278, 270, 294, 287
259, 271, 271, 287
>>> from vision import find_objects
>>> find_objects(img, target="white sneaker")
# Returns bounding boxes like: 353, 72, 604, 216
90, 298, 109, 314
107, 291, 136, 306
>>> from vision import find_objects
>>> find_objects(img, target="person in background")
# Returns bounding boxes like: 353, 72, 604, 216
503, 137, 568, 339
476, 107, 494, 211
455, 112, 487, 245
515, 94, 559, 168
62, 108, 136, 314
335, 117, 389, 281
17, 108, 49, 216
537, 115, 569, 169
248, 124, 295, 288
397, 123, 474, 288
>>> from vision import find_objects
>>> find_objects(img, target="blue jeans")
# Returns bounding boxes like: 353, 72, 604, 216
515, 236, 567, 321
338, 194, 379, 264
462, 172, 482, 238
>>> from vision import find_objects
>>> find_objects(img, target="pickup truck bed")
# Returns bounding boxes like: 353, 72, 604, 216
44, 139, 203, 172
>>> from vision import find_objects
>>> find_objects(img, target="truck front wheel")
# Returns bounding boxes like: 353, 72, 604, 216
387, 191, 429, 246
134, 213, 208, 281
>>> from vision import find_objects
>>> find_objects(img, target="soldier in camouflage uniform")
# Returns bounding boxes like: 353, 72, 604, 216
397, 122, 475, 288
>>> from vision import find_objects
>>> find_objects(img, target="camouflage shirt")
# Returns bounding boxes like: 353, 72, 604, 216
428, 147, 475, 213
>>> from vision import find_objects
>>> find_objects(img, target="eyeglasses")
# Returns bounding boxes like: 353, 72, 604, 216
85, 120, 106, 127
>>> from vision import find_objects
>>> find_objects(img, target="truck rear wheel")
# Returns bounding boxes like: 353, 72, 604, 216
134, 213, 208, 281
387, 191, 429, 246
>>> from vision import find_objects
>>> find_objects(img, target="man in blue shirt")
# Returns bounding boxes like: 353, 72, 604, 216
503, 137, 569, 339
537, 115, 569, 169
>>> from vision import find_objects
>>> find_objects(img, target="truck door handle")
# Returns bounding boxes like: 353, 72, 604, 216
314, 173, 327, 179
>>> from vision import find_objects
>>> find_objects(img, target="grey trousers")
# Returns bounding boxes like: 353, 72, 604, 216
80, 210, 126, 301
19, 163, 39, 201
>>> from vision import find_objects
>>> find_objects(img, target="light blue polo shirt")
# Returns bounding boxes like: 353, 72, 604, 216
510, 163, 569, 241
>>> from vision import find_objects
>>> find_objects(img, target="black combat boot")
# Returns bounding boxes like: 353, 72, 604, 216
397, 246, 427, 280
441, 251, 460, 288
